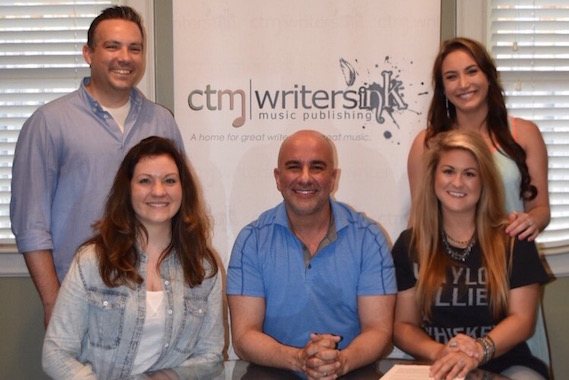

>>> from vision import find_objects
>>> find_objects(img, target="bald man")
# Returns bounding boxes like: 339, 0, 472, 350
227, 130, 396, 379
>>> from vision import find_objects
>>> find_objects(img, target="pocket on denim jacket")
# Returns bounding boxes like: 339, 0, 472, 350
86, 288, 128, 349
174, 296, 208, 353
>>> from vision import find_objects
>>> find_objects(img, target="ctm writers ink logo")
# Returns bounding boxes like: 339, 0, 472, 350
186, 57, 423, 136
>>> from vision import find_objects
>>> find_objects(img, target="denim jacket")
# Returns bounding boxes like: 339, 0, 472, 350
43, 245, 224, 379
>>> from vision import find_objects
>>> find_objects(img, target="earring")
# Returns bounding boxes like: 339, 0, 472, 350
445, 96, 450, 119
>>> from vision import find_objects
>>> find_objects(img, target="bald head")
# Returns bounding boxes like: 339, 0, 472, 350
274, 130, 338, 220
277, 130, 336, 169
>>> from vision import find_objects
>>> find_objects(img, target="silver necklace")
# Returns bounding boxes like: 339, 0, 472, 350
441, 231, 476, 262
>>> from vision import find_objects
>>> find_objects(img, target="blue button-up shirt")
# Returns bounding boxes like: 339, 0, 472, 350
10, 78, 185, 281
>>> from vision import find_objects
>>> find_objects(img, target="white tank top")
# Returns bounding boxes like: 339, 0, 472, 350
131, 290, 165, 375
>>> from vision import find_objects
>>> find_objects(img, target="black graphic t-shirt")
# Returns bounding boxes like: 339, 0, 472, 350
392, 229, 550, 378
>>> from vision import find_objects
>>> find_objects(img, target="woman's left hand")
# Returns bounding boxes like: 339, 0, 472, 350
430, 351, 478, 380
505, 211, 539, 241
441, 334, 479, 360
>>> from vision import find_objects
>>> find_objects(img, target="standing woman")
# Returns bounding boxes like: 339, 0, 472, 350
43, 137, 223, 379
393, 130, 550, 380
408, 37, 549, 241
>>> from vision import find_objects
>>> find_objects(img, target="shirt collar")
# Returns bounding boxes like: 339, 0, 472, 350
274, 198, 349, 234
80, 77, 142, 111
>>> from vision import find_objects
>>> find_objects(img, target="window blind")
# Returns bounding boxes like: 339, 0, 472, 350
489, 0, 569, 254
0, 1, 117, 243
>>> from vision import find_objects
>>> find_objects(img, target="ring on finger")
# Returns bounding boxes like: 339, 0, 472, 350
449, 341, 458, 348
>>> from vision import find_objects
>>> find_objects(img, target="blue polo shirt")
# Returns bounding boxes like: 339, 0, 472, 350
227, 199, 396, 349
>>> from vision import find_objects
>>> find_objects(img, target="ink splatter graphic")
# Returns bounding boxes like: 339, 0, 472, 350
339, 58, 357, 87
339, 57, 428, 140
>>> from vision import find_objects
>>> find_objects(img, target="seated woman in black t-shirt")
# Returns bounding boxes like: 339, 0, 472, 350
392, 130, 550, 380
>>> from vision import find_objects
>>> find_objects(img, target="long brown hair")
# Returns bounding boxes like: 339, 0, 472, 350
87, 136, 218, 288
412, 130, 511, 319
426, 37, 536, 202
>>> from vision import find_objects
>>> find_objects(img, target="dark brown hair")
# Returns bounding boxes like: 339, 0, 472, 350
87, 6, 145, 49
426, 37, 536, 201
88, 136, 218, 288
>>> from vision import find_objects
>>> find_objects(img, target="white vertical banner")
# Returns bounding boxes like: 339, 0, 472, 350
173, 0, 441, 265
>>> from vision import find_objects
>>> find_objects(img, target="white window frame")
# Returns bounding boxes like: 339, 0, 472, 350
0, 0, 154, 276
456, 0, 569, 276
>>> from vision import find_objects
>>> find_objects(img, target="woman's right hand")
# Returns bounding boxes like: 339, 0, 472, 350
430, 350, 478, 380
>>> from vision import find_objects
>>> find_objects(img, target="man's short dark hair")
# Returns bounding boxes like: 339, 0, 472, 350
87, 6, 144, 49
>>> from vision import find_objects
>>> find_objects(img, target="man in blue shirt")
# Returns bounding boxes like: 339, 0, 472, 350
227, 130, 396, 379
10, 6, 184, 327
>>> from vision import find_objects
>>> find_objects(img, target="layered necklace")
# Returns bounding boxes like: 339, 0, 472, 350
441, 230, 476, 262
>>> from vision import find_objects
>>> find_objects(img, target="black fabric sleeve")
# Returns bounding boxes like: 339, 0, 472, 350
392, 229, 417, 292
508, 238, 551, 289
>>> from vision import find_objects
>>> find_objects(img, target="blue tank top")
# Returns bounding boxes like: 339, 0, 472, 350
493, 149, 523, 213
493, 117, 524, 213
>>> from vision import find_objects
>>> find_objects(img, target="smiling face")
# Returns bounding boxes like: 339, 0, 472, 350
274, 131, 337, 220
441, 49, 489, 116
434, 149, 482, 217
130, 154, 182, 231
83, 19, 144, 106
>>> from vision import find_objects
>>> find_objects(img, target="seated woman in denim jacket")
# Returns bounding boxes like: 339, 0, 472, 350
43, 136, 223, 379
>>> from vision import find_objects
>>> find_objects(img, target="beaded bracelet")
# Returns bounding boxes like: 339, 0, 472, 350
475, 336, 496, 365
484, 335, 496, 360
476, 337, 490, 365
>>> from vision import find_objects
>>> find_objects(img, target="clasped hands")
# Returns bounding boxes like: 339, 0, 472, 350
297, 333, 343, 380
430, 333, 483, 380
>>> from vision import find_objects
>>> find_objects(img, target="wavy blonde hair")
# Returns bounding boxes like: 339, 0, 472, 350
411, 130, 511, 319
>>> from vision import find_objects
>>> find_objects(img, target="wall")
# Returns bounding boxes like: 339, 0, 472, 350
543, 277, 569, 378
0, 278, 49, 380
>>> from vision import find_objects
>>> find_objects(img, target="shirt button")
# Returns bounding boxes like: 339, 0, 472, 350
198, 308, 203, 314
168, 309, 173, 315
308, 264, 312, 269
164, 343, 169, 348
164, 280, 170, 286
103, 301, 109, 306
